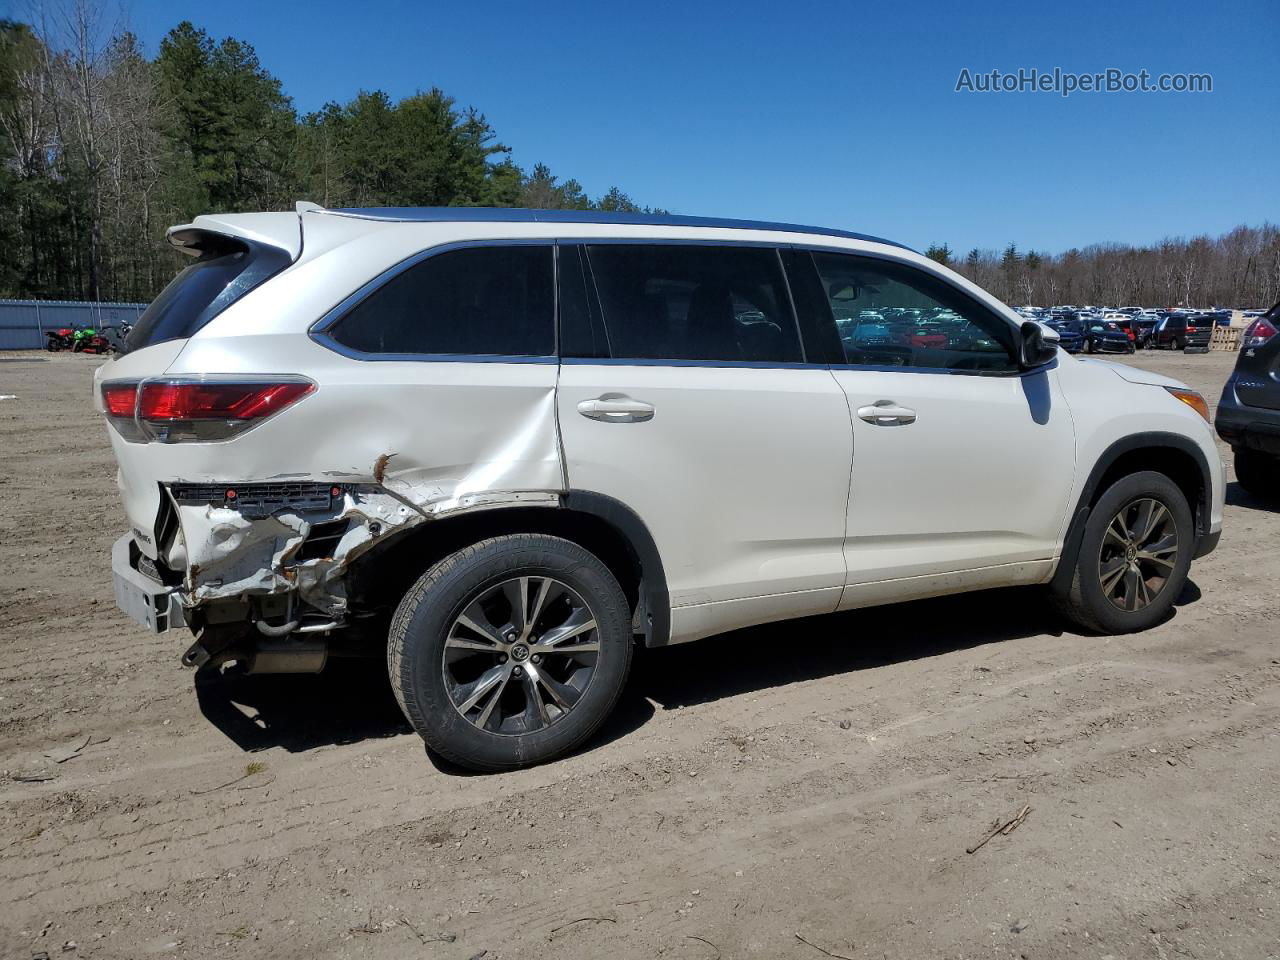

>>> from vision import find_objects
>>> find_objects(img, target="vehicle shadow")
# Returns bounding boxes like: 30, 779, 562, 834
633, 585, 1068, 711
194, 582, 1196, 762
194, 659, 412, 754
1225, 480, 1279, 511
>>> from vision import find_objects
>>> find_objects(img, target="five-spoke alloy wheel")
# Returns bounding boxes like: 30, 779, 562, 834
1055, 470, 1194, 634
388, 535, 633, 771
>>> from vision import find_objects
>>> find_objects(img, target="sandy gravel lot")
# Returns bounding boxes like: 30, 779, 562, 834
1, 348, 1277, 960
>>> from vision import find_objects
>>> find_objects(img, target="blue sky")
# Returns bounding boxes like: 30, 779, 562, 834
44, 0, 1280, 252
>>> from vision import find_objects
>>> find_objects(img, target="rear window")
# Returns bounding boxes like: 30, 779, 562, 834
126, 236, 291, 353
326, 245, 554, 358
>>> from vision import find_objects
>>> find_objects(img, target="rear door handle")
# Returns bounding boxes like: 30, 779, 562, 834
857, 400, 917, 426
577, 395, 655, 423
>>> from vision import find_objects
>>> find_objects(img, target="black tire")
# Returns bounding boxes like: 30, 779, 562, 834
1054, 470, 1194, 634
1234, 447, 1280, 499
388, 534, 633, 771
1173, 336, 1185, 351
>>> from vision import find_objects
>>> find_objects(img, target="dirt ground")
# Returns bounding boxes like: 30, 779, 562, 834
2, 348, 1278, 960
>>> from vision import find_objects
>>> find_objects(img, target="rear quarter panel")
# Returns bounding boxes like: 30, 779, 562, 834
93, 340, 191, 558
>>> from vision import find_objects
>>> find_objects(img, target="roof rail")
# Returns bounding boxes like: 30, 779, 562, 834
305, 204, 910, 251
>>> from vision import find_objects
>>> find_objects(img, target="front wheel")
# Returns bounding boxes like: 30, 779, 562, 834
1054, 471, 1194, 634
388, 534, 633, 771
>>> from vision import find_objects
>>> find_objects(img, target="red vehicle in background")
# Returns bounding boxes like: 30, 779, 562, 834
1103, 314, 1137, 346
895, 321, 949, 350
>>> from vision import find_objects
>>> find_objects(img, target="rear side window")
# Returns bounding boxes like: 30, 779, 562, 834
127, 237, 291, 353
584, 245, 803, 363
328, 245, 554, 357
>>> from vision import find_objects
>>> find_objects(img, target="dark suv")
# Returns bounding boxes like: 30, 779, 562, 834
1153, 313, 1213, 350
1216, 307, 1280, 495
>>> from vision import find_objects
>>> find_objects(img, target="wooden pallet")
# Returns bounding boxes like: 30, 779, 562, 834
1210, 325, 1241, 351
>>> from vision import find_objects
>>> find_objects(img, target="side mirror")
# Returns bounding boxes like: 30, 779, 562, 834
1019, 320, 1058, 370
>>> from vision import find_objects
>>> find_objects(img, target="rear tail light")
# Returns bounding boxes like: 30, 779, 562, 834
102, 382, 139, 417
100, 377, 314, 443
101, 381, 145, 442
1244, 317, 1277, 348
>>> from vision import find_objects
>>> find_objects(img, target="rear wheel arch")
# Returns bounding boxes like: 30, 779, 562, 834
347, 492, 670, 647
1050, 433, 1210, 598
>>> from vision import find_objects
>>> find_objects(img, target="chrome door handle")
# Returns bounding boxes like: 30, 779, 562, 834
577, 395, 655, 423
857, 400, 916, 426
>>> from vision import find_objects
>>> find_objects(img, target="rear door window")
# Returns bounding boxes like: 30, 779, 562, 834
583, 245, 803, 363
127, 237, 291, 352
327, 245, 554, 358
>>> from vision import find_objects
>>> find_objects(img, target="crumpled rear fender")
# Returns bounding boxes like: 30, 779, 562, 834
167, 385, 565, 621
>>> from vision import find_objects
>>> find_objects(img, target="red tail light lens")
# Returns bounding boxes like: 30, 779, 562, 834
1245, 317, 1277, 348
138, 381, 314, 423
102, 382, 138, 417
100, 381, 146, 442
98, 378, 315, 443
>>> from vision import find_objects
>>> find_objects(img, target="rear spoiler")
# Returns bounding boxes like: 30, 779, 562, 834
165, 211, 304, 261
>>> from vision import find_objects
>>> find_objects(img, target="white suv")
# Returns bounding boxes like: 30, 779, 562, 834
98, 205, 1224, 770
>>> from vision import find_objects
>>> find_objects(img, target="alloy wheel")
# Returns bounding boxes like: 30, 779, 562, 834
442, 576, 600, 735
1097, 497, 1180, 611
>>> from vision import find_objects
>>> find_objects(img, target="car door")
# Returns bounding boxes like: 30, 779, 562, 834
555, 242, 853, 643
787, 249, 1077, 609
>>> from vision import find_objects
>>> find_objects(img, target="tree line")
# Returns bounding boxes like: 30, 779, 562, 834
0, 5, 658, 303
927, 224, 1279, 310
1, 5, 1275, 310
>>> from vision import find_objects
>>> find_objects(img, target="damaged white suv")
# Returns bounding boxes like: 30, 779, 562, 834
100, 204, 1224, 770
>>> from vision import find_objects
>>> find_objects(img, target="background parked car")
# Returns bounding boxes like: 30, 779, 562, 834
1083, 320, 1135, 354
1044, 318, 1085, 353
1104, 314, 1138, 347
1153, 313, 1214, 350
1215, 307, 1280, 497
1133, 313, 1161, 348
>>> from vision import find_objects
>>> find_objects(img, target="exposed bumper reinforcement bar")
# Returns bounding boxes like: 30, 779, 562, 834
112, 534, 185, 633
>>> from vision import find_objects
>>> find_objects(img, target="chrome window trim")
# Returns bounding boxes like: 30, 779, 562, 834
309, 235, 1036, 375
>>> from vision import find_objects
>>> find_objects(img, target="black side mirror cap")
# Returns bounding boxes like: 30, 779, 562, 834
1019, 320, 1058, 370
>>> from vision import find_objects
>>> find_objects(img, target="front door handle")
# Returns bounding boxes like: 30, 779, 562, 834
857, 400, 917, 426
577, 395, 655, 423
